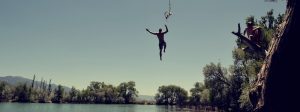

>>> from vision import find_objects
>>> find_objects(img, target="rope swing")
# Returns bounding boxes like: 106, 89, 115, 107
164, 0, 173, 20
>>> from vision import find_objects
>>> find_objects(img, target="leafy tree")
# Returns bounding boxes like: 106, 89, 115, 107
274, 13, 284, 28
155, 85, 188, 105
37, 90, 49, 103
0, 78, 140, 104
189, 82, 204, 106
266, 9, 275, 29
0, 82, 7, 101
155, 85, 168, 105
259, 16, 267, 27
175, 87, 188, 106
203, 63, 230, 110
104, 84, 119, 104
118, 81, 138, 104
227, 66, 245, 112
200, 88, 210, 106
229, 9, 285, 111
77, 89, 91, 103
47, 79, 52, 96
0, 82, 12, 102
239, 83, 253, 112
14, 83, 31, 102
87, 81, 106, 103
52, 84, 64, 103
68, 86, 79, 103
30, 75, 35, 90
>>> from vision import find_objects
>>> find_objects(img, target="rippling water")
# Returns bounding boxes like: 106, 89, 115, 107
0, 103, 195, 112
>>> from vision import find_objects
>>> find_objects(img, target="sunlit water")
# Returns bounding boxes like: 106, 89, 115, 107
0, 103, 195, 112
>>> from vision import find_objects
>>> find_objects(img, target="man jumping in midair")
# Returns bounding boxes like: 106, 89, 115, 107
146, 25, 169, 61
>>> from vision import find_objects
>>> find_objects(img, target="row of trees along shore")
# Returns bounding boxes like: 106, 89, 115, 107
0, 9, 283, 112
0, 78, 138, 104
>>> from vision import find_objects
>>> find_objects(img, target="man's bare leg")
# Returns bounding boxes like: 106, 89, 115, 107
159, 49, 162, 61
164, 43, 166, 53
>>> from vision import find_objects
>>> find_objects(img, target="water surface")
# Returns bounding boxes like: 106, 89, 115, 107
0, 103, 194, 112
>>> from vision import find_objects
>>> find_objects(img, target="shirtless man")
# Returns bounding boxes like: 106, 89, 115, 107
146, 25, 169, 61
244, 21, 262, 44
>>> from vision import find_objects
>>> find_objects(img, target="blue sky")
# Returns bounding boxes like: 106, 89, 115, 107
0, 0, 285, 95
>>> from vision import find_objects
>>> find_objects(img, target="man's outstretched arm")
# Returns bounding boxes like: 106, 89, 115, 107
146, 28, 156, 35
163, 25, 168, 34
243, 28, 247, 36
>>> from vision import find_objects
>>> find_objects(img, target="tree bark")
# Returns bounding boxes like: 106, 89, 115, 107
250, 0, 300, 111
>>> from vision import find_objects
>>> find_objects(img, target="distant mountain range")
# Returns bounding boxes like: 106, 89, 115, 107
0, 75, 71, 92
136, 95, 155, 102
0, 75, 154, 101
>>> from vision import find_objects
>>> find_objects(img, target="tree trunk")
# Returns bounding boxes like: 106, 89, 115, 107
250, 0, 300, 111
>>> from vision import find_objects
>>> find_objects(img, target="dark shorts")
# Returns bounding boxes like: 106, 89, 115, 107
159, 42, 166, 49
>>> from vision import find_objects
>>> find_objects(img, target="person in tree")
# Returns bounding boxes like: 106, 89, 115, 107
244, 21, 262, 45
146, 25, 169, 61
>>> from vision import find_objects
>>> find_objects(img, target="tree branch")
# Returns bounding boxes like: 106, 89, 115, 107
232, 23, 266, 55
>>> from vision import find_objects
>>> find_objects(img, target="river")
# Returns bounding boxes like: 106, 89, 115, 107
0, 103, 196, 112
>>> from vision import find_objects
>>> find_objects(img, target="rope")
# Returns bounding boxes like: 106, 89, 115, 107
169, 0, 171, 12
165, 0, 172, 20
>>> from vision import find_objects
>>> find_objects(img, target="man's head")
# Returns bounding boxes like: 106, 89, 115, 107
247, 21, 254, 27
159, 28, 162, 33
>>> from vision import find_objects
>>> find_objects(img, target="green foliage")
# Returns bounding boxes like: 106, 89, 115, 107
104, 84, 119, 104
63, 81, 138, 104
47, 80, 52, 96
155, 85, 188, 105
229, 9, 284, 111
203, 63, 231, 110
87, 81, 106, 103
68, 86, 79, 103
117, 81, 138, 104
0, 82, 12, 102
189, 82, 204, 106
190, 9, 285, 111
239, 9, 284, 60
0, 76, 139, 104
14, 83, 31, 102
31, 75, 35, 89
52, 84, 64, 103
203, 63, 229, 87
267, 9, 275, 29
238, 83, 253, 112
200, 88, 210, 105
66, 81, 136, 104
275, 13, 284, 28
227, 71, 245, 111
235, 9, 283, 82
77, 89, 90, 103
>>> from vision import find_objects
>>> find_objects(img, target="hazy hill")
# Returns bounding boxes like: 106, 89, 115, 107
136, 95, 155, 102
0, 76, 71, 92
